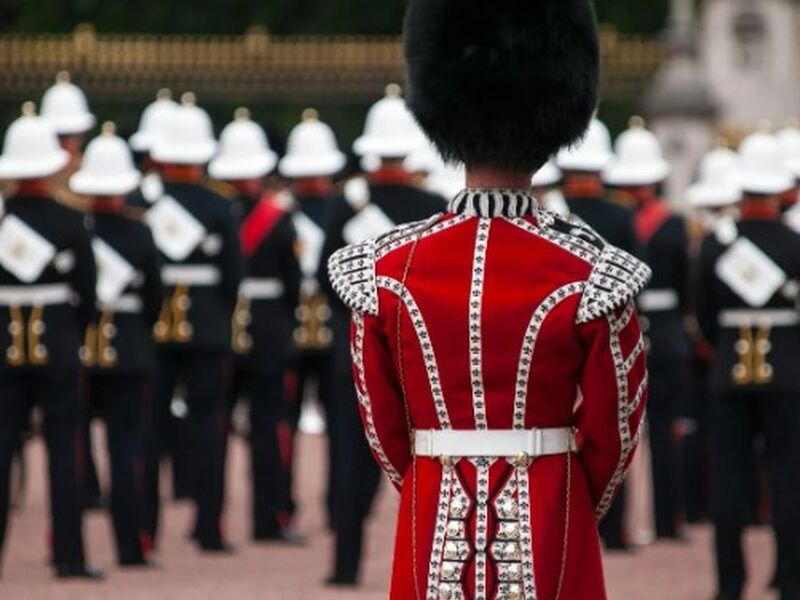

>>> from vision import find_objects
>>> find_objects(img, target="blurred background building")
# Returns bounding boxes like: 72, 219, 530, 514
0, 0, 798, 201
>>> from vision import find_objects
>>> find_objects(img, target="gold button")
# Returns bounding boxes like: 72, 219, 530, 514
31, 320, 45, 335
103, 347, 117, 363
176, 295, 191, 311
102, 323, 117, 338
8, 322, 21, 335
33, 345, 47, 360
178, 322, 193, 338
6, 347, 20, 361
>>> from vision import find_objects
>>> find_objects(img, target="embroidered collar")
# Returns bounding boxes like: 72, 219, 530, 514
448, 188, 538, 218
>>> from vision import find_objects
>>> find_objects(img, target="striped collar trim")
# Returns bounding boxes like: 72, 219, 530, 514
448, 188, 538, 218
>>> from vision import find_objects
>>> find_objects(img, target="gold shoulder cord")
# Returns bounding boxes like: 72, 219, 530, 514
394, 220, 437, 600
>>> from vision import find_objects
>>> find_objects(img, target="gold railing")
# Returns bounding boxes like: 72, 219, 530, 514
0, 24, 664, 104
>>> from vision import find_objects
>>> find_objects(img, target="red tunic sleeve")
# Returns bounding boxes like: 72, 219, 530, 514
575, 300, 648, 520
351, 311, 411, 490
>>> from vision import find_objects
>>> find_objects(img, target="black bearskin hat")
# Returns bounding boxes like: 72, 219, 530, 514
404, 0, 599, 173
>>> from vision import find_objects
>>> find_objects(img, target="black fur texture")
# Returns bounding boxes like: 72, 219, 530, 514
404, 0, 599, 173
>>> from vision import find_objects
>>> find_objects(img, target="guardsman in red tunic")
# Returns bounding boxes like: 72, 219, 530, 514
327, 1, 650, 599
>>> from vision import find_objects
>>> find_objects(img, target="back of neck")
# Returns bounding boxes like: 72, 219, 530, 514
161, 164, 205, 184
14, 179, 51, 198
740, 198, 779, 221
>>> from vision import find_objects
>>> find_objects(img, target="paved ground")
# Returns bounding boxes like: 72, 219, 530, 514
0, 433, 778, 600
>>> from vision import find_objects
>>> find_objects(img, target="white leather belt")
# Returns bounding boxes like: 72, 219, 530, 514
161, 264, 221, 286
638, 288, 679, 312
0, 283, 72, 306
719, 309, 800, 328
413, 428, 576, 458
98, 294, 142, 314
240, 278, 284, 300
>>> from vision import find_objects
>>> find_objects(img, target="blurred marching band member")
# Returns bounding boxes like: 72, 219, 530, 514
560, 117, 639, 550
143, 93, 243, 553
70, 123, 163, 566
604, 119, 691, 542
0, 103, 101, 579
696, 131, 800, 600
209, 108, 303, 543
684, 143, 742, 526
320, 84, 445, 585
278, 109, 348, 527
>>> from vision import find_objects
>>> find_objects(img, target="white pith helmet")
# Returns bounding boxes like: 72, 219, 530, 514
602, 116, 671, 187
40, 71, 96, 136
69, 122, 142, 196
556, 117, 613, 172
426, 162, 466, 199
209, 108, 278, 180
129, 89, 179, 153
531, 161, 562, 188
353, 84, 421, 159
738, 125, 795, 195
360, 154, 381, 174
778, 117, 800, 180
685, 143, 742, 208
0, 102, 70, 180
278, 109, 347, 179
150, 92, 217, 165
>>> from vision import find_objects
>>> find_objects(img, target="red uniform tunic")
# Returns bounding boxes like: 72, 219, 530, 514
329, 189, 650, 600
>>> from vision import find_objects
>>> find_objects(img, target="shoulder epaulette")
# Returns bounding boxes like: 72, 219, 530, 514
327, 239, 379, 316
576, 244, 651, 324
328, 215, 442, 315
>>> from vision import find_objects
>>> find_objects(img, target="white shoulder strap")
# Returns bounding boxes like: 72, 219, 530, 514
715, 237, 787, 307
93, 237, 136, 305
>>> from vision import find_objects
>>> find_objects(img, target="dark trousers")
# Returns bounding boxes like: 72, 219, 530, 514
648, 357, 687, 538
232, 365, 293, 537
77, 413, 103, 507
0, 370, 86, 568
327, 373, 381, 581
144, 349, 229, 548
711, 390, 800, 599
598, 486, 627, 548
85, 374, 149, 564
